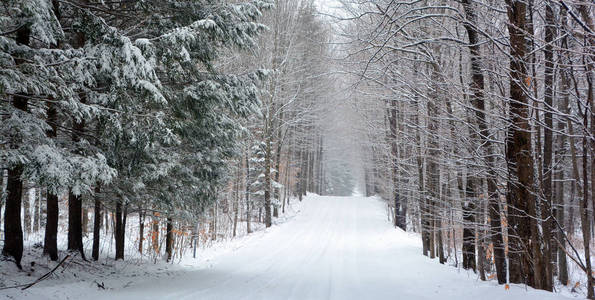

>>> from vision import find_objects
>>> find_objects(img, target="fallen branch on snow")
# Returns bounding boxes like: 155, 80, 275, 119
0, 254, 72, 291
21, 254, 72, 290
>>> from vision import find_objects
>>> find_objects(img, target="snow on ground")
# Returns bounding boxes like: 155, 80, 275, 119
2, 194, 577, 299
0, 198, 304, 300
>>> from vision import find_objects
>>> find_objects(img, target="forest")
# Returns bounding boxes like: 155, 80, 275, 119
0, 0, 332, 276
0, 0, 594, 299
346, 0, 595, 296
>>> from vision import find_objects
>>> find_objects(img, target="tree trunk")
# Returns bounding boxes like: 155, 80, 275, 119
67, 109, 86, 257
67, 191, 85, 259
477, 211, 487, 281
82, 208, 89, 237
426, 65, 441, 260
2, 25, 31, 269
308, 149, 315, 193
66, 0, 88, 260
264, 129, 272, 228
44, 192, 59, 261
554, 31, 571, 283
232, 175, 239, 237
582, 130, 594, 298
388, 99, 405, 230
505, 0, 536, 286
43, 0, 62, 263
92, 186, 101, 261
166, 217, 173, 262
33, 189, 40, 233
539, 2, 556, 291
23, 182, 31, 237
3, 166, 24, 269
0, 171, 5, 239
282, 149, 291, 214
245, 151, 252, 234
575, 6, 595, 290
138, 209, 145, 254
273, 111, 284, 219
317, 135, 324, 195
211, 203, 217, 241
152, 212, 160, 255
554, 152, 568, 284
462, 175, 477, 272
303, 150, 310, 196
461, 0, 507, 283
437, 215, 446, 264
414, 99, 429, 257
574, 6, 595, 297
115, 201, 126, 260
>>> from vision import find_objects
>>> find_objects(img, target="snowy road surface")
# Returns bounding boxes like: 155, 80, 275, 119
91, 195, 571, 300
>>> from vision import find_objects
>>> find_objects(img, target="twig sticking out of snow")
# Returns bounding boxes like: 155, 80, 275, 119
21, 254, 72, 290
0, 254, 71, 291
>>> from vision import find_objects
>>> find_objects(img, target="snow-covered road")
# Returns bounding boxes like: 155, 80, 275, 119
94, 195, 571, 300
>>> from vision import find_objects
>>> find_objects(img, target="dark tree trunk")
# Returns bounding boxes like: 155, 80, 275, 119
554, 156, 568, 284
67, 101, 86, 258
2, 22, 31, 270
67, 1, 88, 260
43, 0, 61, 263
0, 171, 4, 237
123, 206, 128, 256
166, 217, 173, 262
43, 192, 59, 261
437, 187, 446, 265
553, 6, 573, 286
44, 99, 59, 262
413, 99, 429, 257
575, 4, 595, 298
92, 186, 101, 261
388, 99, 405, 231
477, 216, 487, 281
582, 124, 594, 298
115, 202, 127, 260
462, 176, 476, 272
67, 191, 85, 259
297, 149, 304, 201
152, 212, 160, 255
364, 170, 371, 197
539, 2, 556, 291
3, 167, 24, 269
505, 0, 535, 286
426, 66, 440, 260
138, 209, 145, 254
461, 0, 507, 283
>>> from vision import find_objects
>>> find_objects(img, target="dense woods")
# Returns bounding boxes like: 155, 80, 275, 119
341, 0, 595, 296
0, 0, 332, 270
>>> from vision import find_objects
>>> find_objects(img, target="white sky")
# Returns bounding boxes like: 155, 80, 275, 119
314, 0, 345, 15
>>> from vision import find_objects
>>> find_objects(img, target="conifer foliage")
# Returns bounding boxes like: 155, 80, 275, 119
0, 0, 331, 269
0, 0, 272, 265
